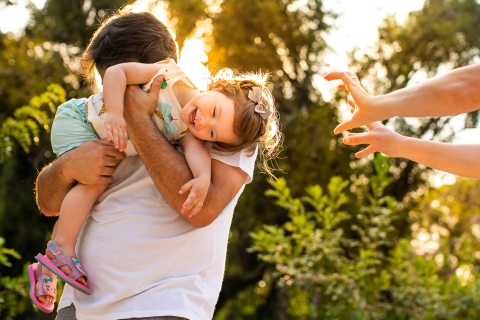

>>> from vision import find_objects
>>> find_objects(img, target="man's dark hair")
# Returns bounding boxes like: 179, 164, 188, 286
81, 8, 178, 86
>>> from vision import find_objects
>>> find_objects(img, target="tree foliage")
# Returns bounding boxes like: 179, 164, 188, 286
0, 84, 64, 162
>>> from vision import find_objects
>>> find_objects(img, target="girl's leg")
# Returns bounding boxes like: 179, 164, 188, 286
38, 183, 107, 303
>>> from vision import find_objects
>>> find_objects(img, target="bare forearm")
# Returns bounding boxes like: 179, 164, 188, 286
184, 143, 212, 181
36, 158, 76, 216
35, 140, 123, 216
103, 68, 127, 115
378, 64, 480, 119
398, 138, 480, 179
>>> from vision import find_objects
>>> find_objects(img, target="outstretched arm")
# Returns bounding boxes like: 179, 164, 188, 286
123, 77, 247, 228
324, 64, 480, 133
178, 133, 212, 217
343, 122, 480, 179
35, 140, 125, 216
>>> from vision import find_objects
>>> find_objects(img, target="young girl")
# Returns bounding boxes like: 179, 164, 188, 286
28, 9, 281, 312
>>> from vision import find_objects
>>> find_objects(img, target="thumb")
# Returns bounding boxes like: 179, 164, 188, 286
148, 75, 165, 98
355, 145, 376, 158
179, 180, 194, 194
334, 119, 354, 134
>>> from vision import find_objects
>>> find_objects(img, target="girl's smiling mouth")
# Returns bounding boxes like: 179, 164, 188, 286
188, 107, 197, 125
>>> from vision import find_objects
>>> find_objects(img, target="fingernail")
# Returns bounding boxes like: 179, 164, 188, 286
343, 137, 350, 144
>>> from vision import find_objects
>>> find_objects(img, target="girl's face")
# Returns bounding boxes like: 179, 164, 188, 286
181, 90, 239, 144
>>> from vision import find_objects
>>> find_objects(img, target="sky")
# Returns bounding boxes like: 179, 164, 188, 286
0, 0, 477, 185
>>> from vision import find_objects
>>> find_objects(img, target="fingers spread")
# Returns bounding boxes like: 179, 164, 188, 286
182, 192, 197, 214
324, 71, 359, 87
179, 181, 193, 195
105, 125, 112, 143
343, 132, 370, 146
334, 119, 355, 134
113, 128, 119, 149
355, 145, 376, 158
188, 201, 203, 218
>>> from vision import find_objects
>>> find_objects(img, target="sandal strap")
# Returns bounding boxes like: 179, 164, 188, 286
35, 266, 57, 300
46, 240, 88, 282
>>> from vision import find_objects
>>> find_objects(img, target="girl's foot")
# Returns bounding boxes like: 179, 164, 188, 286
44, 244, 87, 287
36, 264, 57, 304
28, 262, 57, 312
35, 240, 91, 295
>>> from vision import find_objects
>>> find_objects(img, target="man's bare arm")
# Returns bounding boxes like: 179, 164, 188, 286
124, 79, 247, 228
35, 140, 125, 216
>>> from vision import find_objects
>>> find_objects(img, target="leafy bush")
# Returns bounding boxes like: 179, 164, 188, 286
250, 156, 480, 319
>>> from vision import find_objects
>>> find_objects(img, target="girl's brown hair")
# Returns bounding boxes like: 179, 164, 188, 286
80, 7, 178, 87
208, 69, 283, 178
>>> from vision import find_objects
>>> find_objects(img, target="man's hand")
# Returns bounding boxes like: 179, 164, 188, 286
124, 75, 165, 122
179, 176, 210, 218
64, 139, 125, 185
324, 71, 380, 134
343, 122, 407, 158
36, 139, 126, 216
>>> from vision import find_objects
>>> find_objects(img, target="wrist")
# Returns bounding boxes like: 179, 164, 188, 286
56, 152, 77, 187
198, 174, 211, 184
395, 134, 414, 158
371, 95, 397, 121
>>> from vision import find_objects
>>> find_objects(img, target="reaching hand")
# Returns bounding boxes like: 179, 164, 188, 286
343, 122, 406, 158
324, 71, 380, 134
179, 177, 210, 218
105, 112, 128, 152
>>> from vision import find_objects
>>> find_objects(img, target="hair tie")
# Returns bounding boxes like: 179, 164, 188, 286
248, 87, 272, 120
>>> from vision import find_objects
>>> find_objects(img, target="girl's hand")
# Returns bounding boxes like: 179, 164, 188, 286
105, 112, 128, 152
179, 177, 210, 218
343, 122, 406, 158
323, 71, 380, 134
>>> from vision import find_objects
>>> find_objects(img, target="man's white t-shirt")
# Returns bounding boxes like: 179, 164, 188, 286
57, 143, 257, 320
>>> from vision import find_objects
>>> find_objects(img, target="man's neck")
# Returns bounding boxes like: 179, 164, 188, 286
173, 80, 199, 107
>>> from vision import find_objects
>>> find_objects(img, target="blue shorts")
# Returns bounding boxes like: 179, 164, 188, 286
51, 98, 99, 157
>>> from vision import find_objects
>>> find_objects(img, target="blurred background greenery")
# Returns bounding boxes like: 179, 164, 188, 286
1, 0, 480, 319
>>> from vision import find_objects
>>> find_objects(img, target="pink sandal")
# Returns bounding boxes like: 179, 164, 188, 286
35, 240, 91, 295
27, 262, 57, 313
